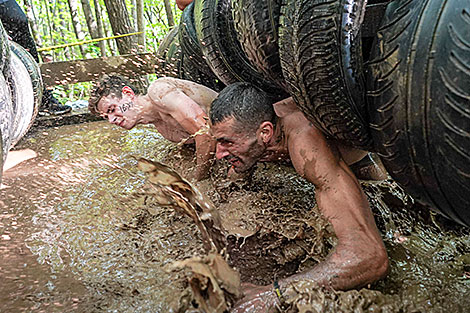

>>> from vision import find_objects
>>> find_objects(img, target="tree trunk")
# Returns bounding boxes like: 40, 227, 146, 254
163, 0, 174, 27
23, 0, 46, 61
136, 0, 145, 51
42, 0, 54, 47
103, 18, 116, 55
130, 0, 137, 24
80, 0, 106, 56
67, 0, 87, 58
144, 9, 157, 51
103, 0, 136, 55
58, 4, 73, 61
93, 0, 109, 56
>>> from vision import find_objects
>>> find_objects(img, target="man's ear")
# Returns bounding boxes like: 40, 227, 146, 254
258, 121, 274, 144
122, 86, 135, 97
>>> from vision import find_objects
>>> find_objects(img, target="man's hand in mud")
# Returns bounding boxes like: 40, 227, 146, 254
231, 283, 280, 313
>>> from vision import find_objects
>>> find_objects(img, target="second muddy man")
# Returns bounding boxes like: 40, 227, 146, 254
209, 82, 389, 312
88, 75, 218, 180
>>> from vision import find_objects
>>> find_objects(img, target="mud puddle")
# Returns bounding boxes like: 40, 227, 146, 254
1, 121, 469, 312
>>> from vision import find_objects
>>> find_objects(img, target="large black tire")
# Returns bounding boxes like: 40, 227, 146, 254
231, 0, 286, 90
0, 22, 10, 81
178, 2, 216, 79
164, 34, 184, 78
279, 0, 372, 150
178, 2, 225, 91
155, 27, 180, 78
156, 27, 225, 91
194, 0, 287, 99
366, 0, 470, 226
9, 42, 41, 146
180, 54, 225, 92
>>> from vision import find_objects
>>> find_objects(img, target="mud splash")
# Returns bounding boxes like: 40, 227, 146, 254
1, 121, 469, 312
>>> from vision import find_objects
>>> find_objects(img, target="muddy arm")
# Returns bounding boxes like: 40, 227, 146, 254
283, 125, 389, 290
158, 89, 215, 180
231, 120, 389, 312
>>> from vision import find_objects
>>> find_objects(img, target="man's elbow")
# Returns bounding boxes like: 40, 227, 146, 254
363, 245, 390, 285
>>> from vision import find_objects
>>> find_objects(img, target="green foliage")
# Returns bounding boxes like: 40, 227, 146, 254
22, 0, 182, 102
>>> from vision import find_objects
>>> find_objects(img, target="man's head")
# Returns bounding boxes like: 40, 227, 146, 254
176, 0, 193, 10
89, 75, 141, 130
210, 82, 277, 173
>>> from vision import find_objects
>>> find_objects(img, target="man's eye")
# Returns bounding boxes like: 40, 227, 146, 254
221, 141, 233, 147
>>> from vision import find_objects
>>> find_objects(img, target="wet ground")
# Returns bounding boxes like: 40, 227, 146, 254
1, 121, 470, 312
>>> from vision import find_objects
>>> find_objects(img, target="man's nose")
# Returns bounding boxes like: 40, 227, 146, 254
215, 143, 229, 160
107, 113, 117, 123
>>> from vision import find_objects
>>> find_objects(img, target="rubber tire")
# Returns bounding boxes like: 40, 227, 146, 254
156, 27, 225, 91
180, 54, 225, 91
9, 42, 41, 146
0, 22, 10, 81
0, 73, 13, 167
10, 42, 42, 118
164, 33, 184, 78
155, 27, 180, 78
194, 0, 287, 99
178, 2, 217, 79
231, 0, 286, 90
366, 0, 470, 226
279, 0, 372, 150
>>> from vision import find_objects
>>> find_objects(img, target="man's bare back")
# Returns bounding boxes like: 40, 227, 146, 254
145, 78, 218, 143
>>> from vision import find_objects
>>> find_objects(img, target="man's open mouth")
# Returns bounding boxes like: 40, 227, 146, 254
228, 157, 241, 166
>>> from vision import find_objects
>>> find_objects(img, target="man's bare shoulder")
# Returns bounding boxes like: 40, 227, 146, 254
273, 97, 300, 118
150, 78, 217, 101
147, 78, 175, 100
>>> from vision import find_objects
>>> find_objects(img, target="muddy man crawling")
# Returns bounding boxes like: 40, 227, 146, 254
210, 82, 389, 312
88, 76, 218, 180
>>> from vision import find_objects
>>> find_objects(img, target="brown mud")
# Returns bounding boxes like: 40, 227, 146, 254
1, 121, 469, 312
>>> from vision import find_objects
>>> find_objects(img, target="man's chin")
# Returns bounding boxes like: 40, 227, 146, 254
232, 163, 254, 174
122, 123, 136, 130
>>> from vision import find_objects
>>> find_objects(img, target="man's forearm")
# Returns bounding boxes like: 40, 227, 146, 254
280, 238, 389, 292
194, 133, 215, 179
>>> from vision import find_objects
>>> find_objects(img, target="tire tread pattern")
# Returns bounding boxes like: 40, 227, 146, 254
194, 0, 286, 99
366, 0, 470, 225
231, 0, 286, 90
279, 0, 373, 149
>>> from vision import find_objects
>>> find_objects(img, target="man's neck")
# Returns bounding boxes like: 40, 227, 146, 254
136, 94, 162, 124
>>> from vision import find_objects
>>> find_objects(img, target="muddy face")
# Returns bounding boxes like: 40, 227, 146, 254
212, 117, 266, 173
97, 93, 139, 130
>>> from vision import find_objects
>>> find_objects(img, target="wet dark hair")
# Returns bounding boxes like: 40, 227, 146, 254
88, 75, 139, 116
210, 82, 276, 132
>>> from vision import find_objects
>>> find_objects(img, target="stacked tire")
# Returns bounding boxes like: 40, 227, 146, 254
279, 0, 372, 150
155, 3, 224, 92
366, 0, 470, 226
0, 22, 42, 183
155, 0, 288, 99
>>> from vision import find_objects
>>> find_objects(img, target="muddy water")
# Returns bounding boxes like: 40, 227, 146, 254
1, 121, 469, 312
